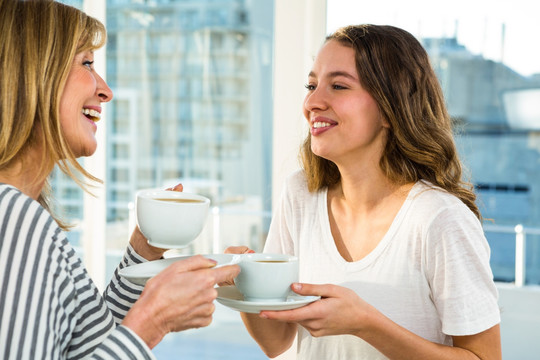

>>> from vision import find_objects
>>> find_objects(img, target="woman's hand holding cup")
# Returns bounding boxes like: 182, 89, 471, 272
220, 246, 255, 286
122, 254, 240, 349
129, 183, 185, 260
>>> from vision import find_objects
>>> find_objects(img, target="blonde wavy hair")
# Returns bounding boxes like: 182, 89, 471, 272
301, 24, 480, 219
0, 0, 107, 228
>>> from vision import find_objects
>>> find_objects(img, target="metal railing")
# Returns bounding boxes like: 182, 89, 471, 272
75, 207, 537, 288
483, 223, 540, 287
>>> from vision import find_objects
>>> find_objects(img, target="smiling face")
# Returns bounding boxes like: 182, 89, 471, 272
303, 40, 388, 168
59, 50, 112, 158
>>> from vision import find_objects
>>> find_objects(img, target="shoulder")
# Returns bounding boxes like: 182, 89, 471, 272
280, 169, 320, 207
284, 169, 309, 192
0, 184, 64, 252
409, 181, 475, 219
0, 186, 80, 353
404, 181, 483, 240
411, 181, 466, 206
0, 184, 58, 228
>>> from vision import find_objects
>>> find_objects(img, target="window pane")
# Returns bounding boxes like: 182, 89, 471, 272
105, 0, 274, 256
58, 0, 83, 7
105, 1, 274, 358
328, 0, 540, 285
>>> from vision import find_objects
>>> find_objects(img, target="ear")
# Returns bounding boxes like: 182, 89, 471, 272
380, 112, 391, 129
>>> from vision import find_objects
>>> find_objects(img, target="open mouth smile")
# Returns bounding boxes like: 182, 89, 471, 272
310, 117, 338, 135
82, 108, 101, 122
312, 121, 333, 129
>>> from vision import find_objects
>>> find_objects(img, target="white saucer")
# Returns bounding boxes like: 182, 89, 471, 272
119, 254, 239, 286
216, 286, 320, 313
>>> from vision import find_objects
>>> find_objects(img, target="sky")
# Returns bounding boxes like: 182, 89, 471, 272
327, 0, 540, 77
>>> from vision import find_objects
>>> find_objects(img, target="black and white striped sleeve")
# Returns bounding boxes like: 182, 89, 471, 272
104, 244, 146, 324
0, 185, 155, 360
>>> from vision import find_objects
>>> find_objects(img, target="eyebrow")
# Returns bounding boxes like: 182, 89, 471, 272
308, 70, 358, 81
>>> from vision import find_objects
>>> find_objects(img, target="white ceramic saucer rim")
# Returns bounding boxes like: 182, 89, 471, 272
216, 286, 320, 313
119, 254, 237, 285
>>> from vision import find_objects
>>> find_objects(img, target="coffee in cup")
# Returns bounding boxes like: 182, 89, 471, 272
136, 189, 210, 248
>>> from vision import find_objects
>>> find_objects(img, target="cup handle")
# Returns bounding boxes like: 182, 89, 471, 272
213, 254, 243, 268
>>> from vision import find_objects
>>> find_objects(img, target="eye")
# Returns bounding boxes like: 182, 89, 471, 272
304, 83, 316, 91
332, 84, 347, 90
83, 60, 94, 70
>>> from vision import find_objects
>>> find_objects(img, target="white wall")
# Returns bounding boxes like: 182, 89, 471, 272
82, 0, 107, 291
271, 0, 327, 209
271, 2, 327, 358
497, 283, 540, 360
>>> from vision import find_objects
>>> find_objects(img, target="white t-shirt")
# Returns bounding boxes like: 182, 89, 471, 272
264, 170, 501, 360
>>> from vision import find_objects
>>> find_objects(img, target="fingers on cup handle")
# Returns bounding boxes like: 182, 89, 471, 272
224, 246, 255, 254
168, 255, 217, 273
166, 183, 184, 192
213, 264, 241, 285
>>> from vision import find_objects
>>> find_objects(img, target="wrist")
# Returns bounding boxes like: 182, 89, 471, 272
129, 227, 167, 260
122, 301, 167, 349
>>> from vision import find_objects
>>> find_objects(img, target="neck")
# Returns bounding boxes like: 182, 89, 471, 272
0, 158, 48, 200
330, 164, 412, 212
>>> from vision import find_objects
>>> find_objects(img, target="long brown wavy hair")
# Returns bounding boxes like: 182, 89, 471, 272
301, 24, 480, 219
0, 0, 107, 228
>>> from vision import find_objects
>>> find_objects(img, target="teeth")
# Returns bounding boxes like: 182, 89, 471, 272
313, 121, 331, 129
82, 108, 101, 121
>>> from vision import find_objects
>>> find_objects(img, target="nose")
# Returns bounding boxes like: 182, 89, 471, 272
96, 72, 113, 103
303, 84, 327, 119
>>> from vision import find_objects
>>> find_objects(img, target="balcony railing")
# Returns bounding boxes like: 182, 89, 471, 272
484, 223, 540, 287
69, 208, 540, 288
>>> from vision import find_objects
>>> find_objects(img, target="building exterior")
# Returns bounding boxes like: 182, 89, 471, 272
54, 0, 274, 256
424, 37, 540, 283
53, 1, 540, 284
105, 0, 274, 225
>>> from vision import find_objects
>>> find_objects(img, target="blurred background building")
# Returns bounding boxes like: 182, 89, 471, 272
423, 36, 540, 283
54, 0, 274, 270
55, 0, 540, 285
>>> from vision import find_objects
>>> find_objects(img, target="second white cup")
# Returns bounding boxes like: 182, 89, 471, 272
234, 253, 299, 302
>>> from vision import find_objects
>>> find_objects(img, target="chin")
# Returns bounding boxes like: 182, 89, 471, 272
83, 146, 98, 157
74, 143, 98, 158
311, 145, 329, 159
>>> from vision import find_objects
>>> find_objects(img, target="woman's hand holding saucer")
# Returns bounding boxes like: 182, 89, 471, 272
259, 283, 375, 338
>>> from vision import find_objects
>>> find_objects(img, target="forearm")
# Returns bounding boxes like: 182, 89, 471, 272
241, 312, 297, 358
358, 310, 500, 360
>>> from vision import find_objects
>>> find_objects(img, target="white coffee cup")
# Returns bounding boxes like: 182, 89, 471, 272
234, 253, 299, 302
136, 189, 210, 248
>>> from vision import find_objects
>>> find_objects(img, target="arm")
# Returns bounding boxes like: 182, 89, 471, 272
96, 182, 241, 352
103, 183, 182, 324
235, 175, 300, 357
260, 283, 501, 360
240, 313, 298, 358
103, 227, 165, 326
362, 304, 501, 360
121, 256, 240, 348
224, 246, 297, 358
259, 198, 501, 359
0, 191, 155, 359
224, 178, 300, 358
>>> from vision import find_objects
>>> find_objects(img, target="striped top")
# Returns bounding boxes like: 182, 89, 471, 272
0, 184, 155, 359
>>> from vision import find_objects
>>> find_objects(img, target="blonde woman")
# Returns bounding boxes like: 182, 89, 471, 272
228, 25, 501, 359
0, 1, 239, 358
